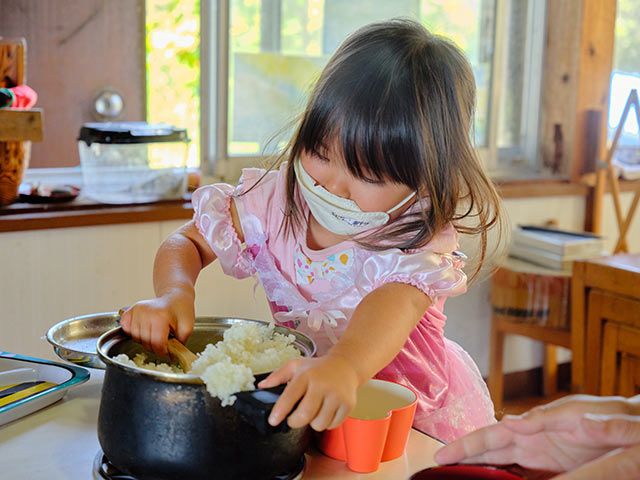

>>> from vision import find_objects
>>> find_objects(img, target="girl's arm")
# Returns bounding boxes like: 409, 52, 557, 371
260, 282, 431, 431
120, 199, 245, 357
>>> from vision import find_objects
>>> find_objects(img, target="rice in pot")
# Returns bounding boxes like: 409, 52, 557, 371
113, 353, 183, 374
113, 322, 301, 406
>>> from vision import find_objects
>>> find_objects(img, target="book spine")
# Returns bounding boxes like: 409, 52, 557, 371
513, 232, 564, 255
509, 245, 572, 271
512, 232, 604, 258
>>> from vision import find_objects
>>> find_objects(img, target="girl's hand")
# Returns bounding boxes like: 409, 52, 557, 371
434, 394, 640, 474
119, 293, 195, 357
257, 354, 359, 432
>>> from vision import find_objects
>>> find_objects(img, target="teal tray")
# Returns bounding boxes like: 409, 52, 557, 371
0, 351, 90, 426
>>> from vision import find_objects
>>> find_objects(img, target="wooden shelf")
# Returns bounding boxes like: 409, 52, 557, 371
0, 108, 43, 142
494, 316, 572, 349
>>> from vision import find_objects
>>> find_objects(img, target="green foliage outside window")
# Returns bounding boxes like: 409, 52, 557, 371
146, 0, 201, 168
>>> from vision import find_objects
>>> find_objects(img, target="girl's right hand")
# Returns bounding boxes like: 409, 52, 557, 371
119, 294, 195, 357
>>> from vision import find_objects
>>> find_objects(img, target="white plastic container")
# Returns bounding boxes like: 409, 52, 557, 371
78, 122, 190, 204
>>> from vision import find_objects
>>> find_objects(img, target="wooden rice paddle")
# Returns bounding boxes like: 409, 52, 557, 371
118, 308, 197, 373
166, 338, 198, 373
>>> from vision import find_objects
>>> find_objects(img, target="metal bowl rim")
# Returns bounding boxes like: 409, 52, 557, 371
46, 311, 120, 358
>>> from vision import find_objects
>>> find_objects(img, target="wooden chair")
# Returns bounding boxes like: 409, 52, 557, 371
600, 321, 640, 396
571, 254, 640, 395
488, 259, 572, 415
588, 89, 640, 253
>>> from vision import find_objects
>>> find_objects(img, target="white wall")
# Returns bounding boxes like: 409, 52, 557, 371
0, 220, 271, 363
1, 191, 638, 375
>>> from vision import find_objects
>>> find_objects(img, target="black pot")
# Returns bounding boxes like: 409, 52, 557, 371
96, 317, 316, 480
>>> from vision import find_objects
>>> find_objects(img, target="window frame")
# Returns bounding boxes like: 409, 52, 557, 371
201, 0, 549, 183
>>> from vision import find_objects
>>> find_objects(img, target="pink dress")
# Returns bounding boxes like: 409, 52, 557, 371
192, 164, 495, 442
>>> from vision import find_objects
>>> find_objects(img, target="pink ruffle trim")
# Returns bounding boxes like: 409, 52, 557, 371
192, 184, 255, 279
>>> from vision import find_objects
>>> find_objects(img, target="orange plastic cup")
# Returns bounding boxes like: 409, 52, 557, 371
318, 379, 418, 473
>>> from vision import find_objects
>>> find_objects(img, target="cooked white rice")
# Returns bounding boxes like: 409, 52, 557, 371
113, 322, 301, 406
113, 353, 183, 374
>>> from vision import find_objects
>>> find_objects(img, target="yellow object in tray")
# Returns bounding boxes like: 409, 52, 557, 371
0, 381, 58, 408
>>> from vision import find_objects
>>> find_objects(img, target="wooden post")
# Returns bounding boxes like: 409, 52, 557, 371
583, 110, 604, 233
0, 38, 26, 88
0, 37, 43, 205
571, 0, 617, 183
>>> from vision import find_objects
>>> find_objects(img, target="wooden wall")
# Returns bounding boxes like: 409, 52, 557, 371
0, 0, 146, 168
540, 0, 617, 182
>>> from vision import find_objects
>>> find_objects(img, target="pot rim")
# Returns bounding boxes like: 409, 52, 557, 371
96, 316, 317, 384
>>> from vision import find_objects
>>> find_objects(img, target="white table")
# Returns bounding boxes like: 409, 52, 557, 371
0, 370, 442, 479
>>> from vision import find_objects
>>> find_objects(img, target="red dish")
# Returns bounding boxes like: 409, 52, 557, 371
411, 464, 557, 480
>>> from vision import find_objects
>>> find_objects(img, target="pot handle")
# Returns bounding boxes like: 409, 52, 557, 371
233, 384, 295, 435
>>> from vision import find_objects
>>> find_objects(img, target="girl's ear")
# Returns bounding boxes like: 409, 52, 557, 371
416, 186, 430, 199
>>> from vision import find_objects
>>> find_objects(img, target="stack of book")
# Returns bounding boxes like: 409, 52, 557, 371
509, 225, 605, 272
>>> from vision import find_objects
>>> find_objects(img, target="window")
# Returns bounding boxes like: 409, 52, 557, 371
148, 0, 547, 181
608, 0, 640, 176
146, 0, 201, 169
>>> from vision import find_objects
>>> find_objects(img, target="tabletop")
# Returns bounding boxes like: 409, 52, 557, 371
0, 370, 443, 479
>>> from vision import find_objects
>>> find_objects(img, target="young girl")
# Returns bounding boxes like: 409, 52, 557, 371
121, 18, 504, 442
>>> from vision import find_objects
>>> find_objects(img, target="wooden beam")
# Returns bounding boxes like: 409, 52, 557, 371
540, 0, 583, 177
0, 37, 26, 86
571, 0, 617, 182
0, 108, 43, 141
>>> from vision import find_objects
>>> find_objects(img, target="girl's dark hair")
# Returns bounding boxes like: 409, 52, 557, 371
276, 18, 504, 281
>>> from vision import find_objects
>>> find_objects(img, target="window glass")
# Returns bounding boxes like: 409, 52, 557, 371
609, 0, 640, 168
228, 0, 496, 156
497, 0, 527, 148
146, 0, 201, 168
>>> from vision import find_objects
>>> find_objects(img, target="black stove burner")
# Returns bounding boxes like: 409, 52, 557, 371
93, 450, 306, 480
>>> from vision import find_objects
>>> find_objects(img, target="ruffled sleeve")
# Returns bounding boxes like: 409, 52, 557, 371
192, 183, 255, 279
357, 223, 467, 299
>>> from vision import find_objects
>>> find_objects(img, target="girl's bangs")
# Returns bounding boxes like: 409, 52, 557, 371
295, 84, 424, 190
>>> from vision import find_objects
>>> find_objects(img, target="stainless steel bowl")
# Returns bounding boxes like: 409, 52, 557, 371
46, 312, 120, 368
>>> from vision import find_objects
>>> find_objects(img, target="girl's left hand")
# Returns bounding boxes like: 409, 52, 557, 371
258, 354, 359, 431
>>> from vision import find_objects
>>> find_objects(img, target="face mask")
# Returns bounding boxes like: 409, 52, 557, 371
294, 160, 415, 236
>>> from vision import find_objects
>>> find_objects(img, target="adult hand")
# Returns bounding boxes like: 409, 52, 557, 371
119, 292, 195, 357
258, 354, 359, 431
434, 395, 640, 474
553, 415, 640, 479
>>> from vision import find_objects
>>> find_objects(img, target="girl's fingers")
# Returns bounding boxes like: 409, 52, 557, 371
151, 321, 170, 357
268, 375, 307, 426
434, 423, 515, 465
287, 385, 323, 430
327, 404, 350, 431
553, 444, 640, 480
130, 317, 141, 344
310, 397, 339, 432
119, 309, 131, 332
174, 315, 193, 344
141, 320, 153, 354
258, 359, 298, 389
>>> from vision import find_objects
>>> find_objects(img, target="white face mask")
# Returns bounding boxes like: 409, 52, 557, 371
294, 160, 415, 236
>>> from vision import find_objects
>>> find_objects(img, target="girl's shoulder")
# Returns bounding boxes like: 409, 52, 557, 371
407, 222, 460, 255
355, 225, 466, 298
236, 163, 287, 195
